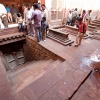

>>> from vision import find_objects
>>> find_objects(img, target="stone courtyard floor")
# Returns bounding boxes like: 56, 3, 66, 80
12, 35, 100, 100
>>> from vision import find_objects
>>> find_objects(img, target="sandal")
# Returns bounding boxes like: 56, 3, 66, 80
74, 44, 79, 47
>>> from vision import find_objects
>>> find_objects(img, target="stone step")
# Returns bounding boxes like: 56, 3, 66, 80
8, 59, 59, 94
92, 20, 100, 24
15, 59, 92, 100
47, 35, 74, 46
88, 25, 96, 29
7, 60, 54, 78
7, 59, 54, 79
14, 59, 62, 99
90, 22, 100, 26
48, 33, 70, 43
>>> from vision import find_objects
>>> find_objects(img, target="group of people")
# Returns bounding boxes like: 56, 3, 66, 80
66, 8, 92, 28
22, 3, 49, 42
66, 8, 92, 47
0, 3, 49, 42
0, 3, 92, 46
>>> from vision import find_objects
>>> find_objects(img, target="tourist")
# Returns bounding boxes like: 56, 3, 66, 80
6, 5, 13, 23
17, 13, 24, 32
22, 4, 26, 18
41, 4, 48, 23
71, 8, 78, 26
0, 3, 8, 28
11, 4, 19, 22
41, 17, 48, 41
75, 14, 81, 28
31, 3, 42, 42
41, 4, 49, 34
66, 10, 72, 25
75, 17, 87, 47
82, 10, 86, 20
38, 2, 42, 11
31, 2, 36, 10
84, 10, 92, 29
18, 5, 22, 15
24, 3, 34, 36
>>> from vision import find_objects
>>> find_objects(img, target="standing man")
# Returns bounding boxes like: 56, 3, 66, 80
41, 4, 49, 35
71, 8, 78, 26
41, 4, 48, 23
24, 3, 34, 36
6, 5, 13, 23
0, 3, 8, 28
31, 3, 42, 42
11, 4, 18, 22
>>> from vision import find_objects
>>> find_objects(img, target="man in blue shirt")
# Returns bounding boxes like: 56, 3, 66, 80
6, 5, 13, 23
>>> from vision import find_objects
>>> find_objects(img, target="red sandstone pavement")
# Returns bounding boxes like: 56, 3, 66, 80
13, 36, 100, 100
71, 73, 100, 100
0, 35, 100, 100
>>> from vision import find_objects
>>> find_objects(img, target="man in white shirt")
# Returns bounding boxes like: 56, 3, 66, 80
0, 4, 8, 28
41, 4, 49, 35
24, 4, 34, 36
41, 4, 48, 23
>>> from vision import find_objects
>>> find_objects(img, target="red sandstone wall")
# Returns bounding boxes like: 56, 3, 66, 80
0, 0, 38, 9
44, 0, 100, 23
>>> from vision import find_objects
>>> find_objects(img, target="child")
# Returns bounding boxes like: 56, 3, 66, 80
75, 17, 87, 47
17, 13, 24, 32
41, 17, 48, 41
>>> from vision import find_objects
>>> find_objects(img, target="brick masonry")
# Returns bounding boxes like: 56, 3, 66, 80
24, 36, 65, 61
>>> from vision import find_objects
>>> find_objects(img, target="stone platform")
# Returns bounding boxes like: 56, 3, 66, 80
50, 25, 89, 39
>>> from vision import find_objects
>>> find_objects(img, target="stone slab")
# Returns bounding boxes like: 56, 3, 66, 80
39, 89, 62, 100
53, 67, 91, 100
71, 74, 100, 100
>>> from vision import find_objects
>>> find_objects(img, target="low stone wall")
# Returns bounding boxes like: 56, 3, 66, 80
25, 36, 65, 61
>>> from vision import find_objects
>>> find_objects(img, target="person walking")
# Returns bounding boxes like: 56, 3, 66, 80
6, 5, 13, 23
